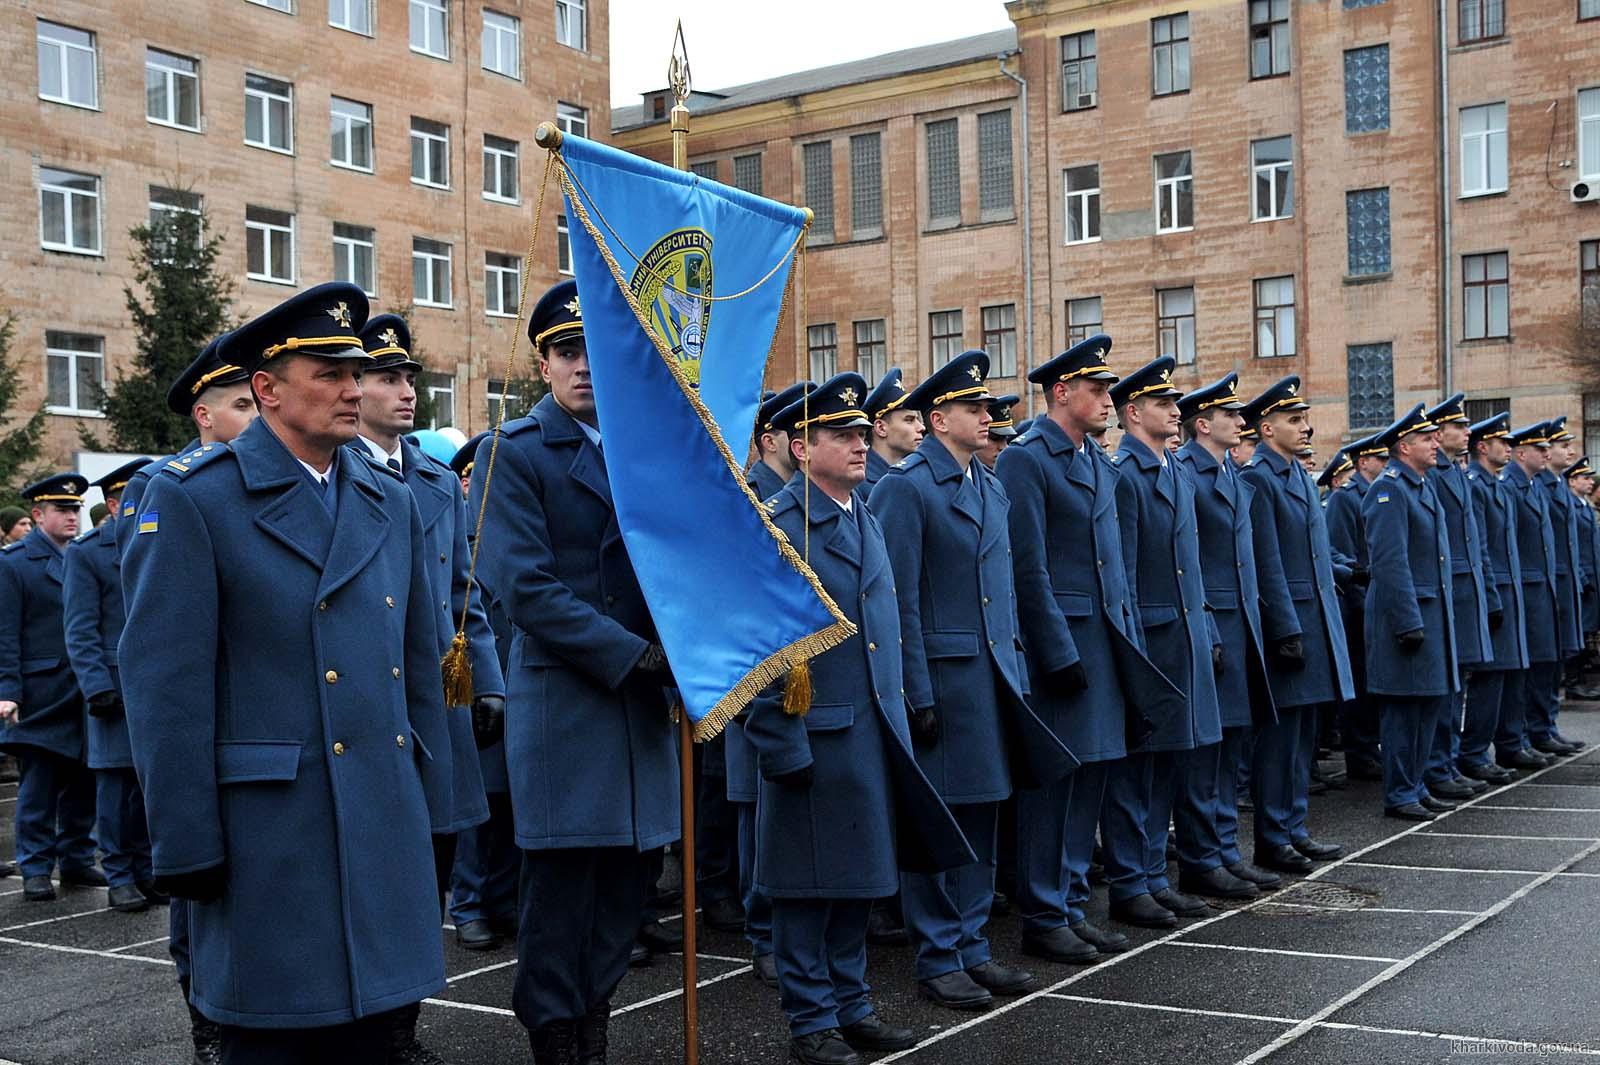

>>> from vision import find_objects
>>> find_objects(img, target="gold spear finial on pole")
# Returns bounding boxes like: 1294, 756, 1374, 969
668, 19, 692, 171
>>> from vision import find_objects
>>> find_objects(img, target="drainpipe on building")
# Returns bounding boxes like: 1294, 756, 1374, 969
1439, 0, 1454, 398
998, 51, 1036, 415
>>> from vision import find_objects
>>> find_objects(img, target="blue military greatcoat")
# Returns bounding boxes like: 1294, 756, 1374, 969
869, 435, 1076, 801
1577, 492, 1600, 635
1541, 469, 1587, 655
1501, 462, 1561, 665
471, 394, 679, 852
862, 448, 892, 494
1467, 461, 1529, 671
63, 522, 132, 768
743, 475, 973, 896
1176, 439, 1278, 728
1361, 463, 1459, 697
1240, 446, 1355, 708
0, 528, 85, 760
725, 460, 786, 807
1112, 434, 1222, 751
995, 419, 1184, 762
120, 420, 454, 1027
1431, 453, 1495, 668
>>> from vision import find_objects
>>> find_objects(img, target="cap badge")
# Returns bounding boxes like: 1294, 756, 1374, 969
967, 365, 983, 383
378, 328, 400, 348
327, 302, 352, 329
840, 387, 860, 406
565, 296, 582, 317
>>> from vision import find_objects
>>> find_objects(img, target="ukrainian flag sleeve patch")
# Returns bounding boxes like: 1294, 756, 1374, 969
138, 511, 159, 534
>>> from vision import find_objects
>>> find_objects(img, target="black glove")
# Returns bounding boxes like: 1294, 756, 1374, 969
1045, 661, 1089, 697
907, 704, 940, 746
631, 644, 670, 678
1212, 645, 1225, 676
769, 765, 813, 790
155, 863, 227, 903
471, 694, 505, 749
1349, 565, 1371, 589
1272, 636, 1306, 671
1488, 609, 1504, 632
1396, 628, 1425, 653
87, 691, 123, 719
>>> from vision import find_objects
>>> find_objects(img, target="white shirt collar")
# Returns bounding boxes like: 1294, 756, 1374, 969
297, 455, 336, 485
359, 435, 402, 470
576, 419, 602, 449
838, 493, 853, 513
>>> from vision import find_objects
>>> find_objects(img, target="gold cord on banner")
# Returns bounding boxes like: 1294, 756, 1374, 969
784, 232, 813, 718
440, 150, 561, 706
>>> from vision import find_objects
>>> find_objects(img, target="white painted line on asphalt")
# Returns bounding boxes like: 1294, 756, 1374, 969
1041, 992, 1297, 1025
422, 961, 754, 1020
0, 797, 14, 805
1161, 941, 1401, 964
445, 958, 518, 984
0, 905, 113, 932
1475, 804, 1600, 813
1255, 901, 1483, 917
1345, 861, 1544, 876
106, 935, 170, 953
1520, 782, 1600, 789
0, 934, 174, 965
1418, 831, 1600, 842
673, 951, 751, 965
1231, 836, 1600, 1064
420, 997, 514, 1017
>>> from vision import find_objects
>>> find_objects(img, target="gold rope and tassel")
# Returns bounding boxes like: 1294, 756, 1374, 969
440, 631, 473, 707
782, 660, 813, 717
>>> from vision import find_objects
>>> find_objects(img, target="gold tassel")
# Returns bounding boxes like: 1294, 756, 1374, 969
440, 631, 474, 707
782, 659, 812, 717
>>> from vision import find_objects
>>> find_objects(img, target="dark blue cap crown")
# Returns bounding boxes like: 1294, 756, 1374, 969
166, 333, 248, 417
1510, 423, 1551, 448
1426, 392, 1467, 426
1177, 373, 1245, 422
360, 314, 422, 372
770, 372, 871, 434
1110, 356, 1181, 410
1349, 432, 1388, 459
1242, 376, 1309, 425
1565, 455, 1594, 478
221, 282, 371, 375
760, 381, 816, 431
528, 279, 583, 349
1028, 333, 1117, 387
1318, 448, 1354, 487
1375, 402, 1436, 450
1468, 412, 1512, 445
95, 459, 152, 495
863, 368, 911, 421
987, 393, 1021, 437
23, 472, 89, 505
906, 351, 992, 413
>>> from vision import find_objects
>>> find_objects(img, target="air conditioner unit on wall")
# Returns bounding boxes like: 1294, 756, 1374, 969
1573, 180, 1600, 204
1076, 91, 1096, 110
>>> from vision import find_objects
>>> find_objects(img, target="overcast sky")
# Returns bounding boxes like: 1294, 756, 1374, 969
608, 0, 1014, 108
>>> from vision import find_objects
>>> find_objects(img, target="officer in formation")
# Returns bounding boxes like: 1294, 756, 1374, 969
1538, 418, 1590, 752
862, 367, 922, 490
976, 394, 1019, 470
748, 381, 814, 500
1567, 455, 1600, 691
1317, 448, 1354, 496
1323, 432, 1385, 780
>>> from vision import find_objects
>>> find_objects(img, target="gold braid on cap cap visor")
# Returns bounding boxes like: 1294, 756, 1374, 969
794, 408, 870, 430
534, 320, 584, 347
928, 385, 990, 408
365, 345, 409, 360
1196, 393, 1241, 411
103, 480, 131, 493
873, 392, 912, 421
1058, 363, 1116, 383
1330, 457, 1354, 477
989, 418, 1015, 430
1356, 442, 1390, 457
1476, 428, 1511, 442
1401, 419, 1438, 436
1260, 395, 1309, 416
1435, 412, 1469, 423
32, 493, 83, 503
191, 364, 245, 395
261, 336, 372, 361
1125, 380, 1180, 403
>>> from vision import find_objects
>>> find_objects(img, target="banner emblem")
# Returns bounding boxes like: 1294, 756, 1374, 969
629, 227, 713, 386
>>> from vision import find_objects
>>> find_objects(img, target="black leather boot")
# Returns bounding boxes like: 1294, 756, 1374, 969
577, 1002, 610, 1064
531, 1020, 579, 1065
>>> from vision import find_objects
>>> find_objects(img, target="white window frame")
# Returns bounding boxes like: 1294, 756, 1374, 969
37, 20, 98, 110
413, 238, 453, 308
410, 118, 451, 189
44, 332, 105, 417
482, 135, 519, 203
1253, 276, 1297, 358
1460, 102, 1508, 197
424, 371, 456, 430
247, 0, 294, 11
556, 102, 589, 139
1067, 296, 1103, 345
330, 97, 374, 173
146, 48, 200, 131
555, 0, 586, 50
1157, 286, 1197, 365
1064, 164, 1101, 245
487, 378, 518, 422
1251, 136, 1293, 221
246, 207, 296, 285
39, 168, 102, 256
1578, 87, 1600, 182
1154, 151, 1193, 234
557, 215, 573, 276
149, 186, 202, 228
410, 0, 449, 58
481, 10, 520, 79
329, 0, 373, 36
332, 223, 376, 296
485, 252, 521, 318
244, 73, 294, 155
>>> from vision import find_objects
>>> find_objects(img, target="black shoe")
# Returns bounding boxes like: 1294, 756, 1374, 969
1457, 776, 1490, 795
1551, 732, 1587, 751
752, 951, 779, 988
839, 1012, 916, 1051
637, 919, 682, 954
702, 896, 744, 933
918, 970, 992, 1010
1532, 737, 1579, 756
789, 1030, 861, 1065
136, 880, 170, 905
109, 883, 149, 913
1152, 887, 1213, 917
1109, 893, 1178, 929
1255, 844, 1314, 875
1226, 861, 1282, 890
1420, 794, 1457, 813
1385, 803, 1435, 822
628, 942, 651, 968
966, 960, 1035, 996
455, 919, 500, 951
60, 865, 108, 887
1291, 837, 1344, 861
577, 1002, 609, 1064
1345, 756, 1384, 781
1497, 748, 1549, 770
1021, 924, 1099, 964
865, 905, 908, 945
1179, 866, 1259, 900
1460, 762, 1515, 784
22, 875, 56, 901
530, 1019, 579, 1065
188, 1003, 221, 1065
1068, 920, 1130, 954
1428, 778, 1478, 800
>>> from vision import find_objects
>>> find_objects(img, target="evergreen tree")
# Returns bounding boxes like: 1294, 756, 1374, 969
0, 313, 48, 506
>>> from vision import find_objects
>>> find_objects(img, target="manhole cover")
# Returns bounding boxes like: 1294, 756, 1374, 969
1259, 879, 1381, 915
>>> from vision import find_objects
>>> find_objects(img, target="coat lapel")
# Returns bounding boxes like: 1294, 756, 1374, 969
400, 438, 454, 532
920, 437, 982, 530
317, 450, 391, 600
234, 420, 334, 571
26, 530, 63, 584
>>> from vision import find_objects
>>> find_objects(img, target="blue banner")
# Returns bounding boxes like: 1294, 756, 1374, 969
556, 133, 853, 738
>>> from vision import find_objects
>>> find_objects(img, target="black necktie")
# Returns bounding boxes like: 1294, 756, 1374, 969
387, 458, 401, 472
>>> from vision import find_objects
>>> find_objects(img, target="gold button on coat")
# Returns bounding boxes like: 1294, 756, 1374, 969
333, 742, 345, 756
392, 667, 401, 678
385, 596, 395, 608
325, 670, 337, 684
396, 735, 406, 748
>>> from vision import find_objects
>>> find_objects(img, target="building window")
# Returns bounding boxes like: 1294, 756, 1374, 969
1251, 136, 1293, 220
244, 74, 293, 153
854, 319, 887, 386
555, 0, 586, 50
45, 332, 104, 415
37, 20, 97, 109
1463, 252, 1510, 339
1583, 0, 1600, 20
982, 304, 1018, 378
807, 324, 838, 381
557, 215, 573, 275
927, 118, 961, 226
930, 310, 963, 368
1465, 396, 1509, 424
486, 378, 519, 423
734, 153, 763, 195
330, 97, 374, 172
424, 371, 456, 429
803, 141, 834, 243
1157, 287, 1196, 365
1152, 14, 1190, 96
1067, 297, 1103, 345
557, 102, 588, 139
1583, 240, 1600, 316
1460, 103, 1508, 196
149, 186, 201, 229
1060, 31, 1097, 111
332, 222, 375, 295
850, 133, 883, 239
1249, 0, 1291, 79
245, 206, 294, 283
978, 110, 1015, 220
691, 161, 717, 180
1344, 45, 1390, 134
482, 10, 520, 78
1064, 165, 1101, 244
1346, 342, 1395, 430
413, 238, 453, 307
1579, 88, 1600, 181
146, 48, 199, 130
1344, 0, 1387, 7
329, 0, 372, 34
39, 168, 101, 255
411, 117, 450, 188
485, 252, 521, 318
483, 134, 519, 202
410, 0, 449, 58
1154, 150, 1194, 233
1346, 187, 1391, 276
247, 0, 293, 11
1253, 276, 1297, 358
1459, 0, 1505, 42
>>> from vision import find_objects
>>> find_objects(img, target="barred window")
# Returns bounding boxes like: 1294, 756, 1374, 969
803, 141, 834, 243
733, 153, 763, 195
850, 133, 883, 238
1346, 342, 1395, 430
927, 118, 961, 225
1346, 188, 1391, 276
978, 110, 1013, 218
1344, 45, 1390, 134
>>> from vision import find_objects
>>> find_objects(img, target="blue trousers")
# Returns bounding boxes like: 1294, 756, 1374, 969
735, 801, 773, 957
1174, 740, 1228, 876
1286, 705, 1319, 843
1424, 689, 1466, 788
1381, 695, 1442, 809
1102, 752, 1176, 902
1460, 670, 1506, 769
1498, 663, 1556, 755
1211, 727, 1251, 867
1016, 759, 1107, 931
695, 740, 740, 906
170, 899, 192, 984
1252, 704, 1308, 849
901, 801, 996, 981
94, 768, 151, 887
770, 897, 872, 1037
1526, 659, 1563, 744
13, 749, 96, 878
448, 791, 518, 926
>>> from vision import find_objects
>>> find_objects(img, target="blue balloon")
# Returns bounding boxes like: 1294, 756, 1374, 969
408, 429, 457, 464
